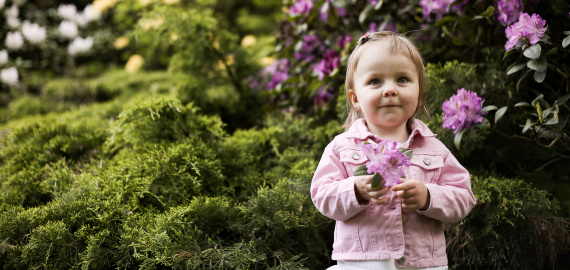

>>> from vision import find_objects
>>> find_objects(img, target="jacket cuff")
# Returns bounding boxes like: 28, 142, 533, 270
416, 185, 433, 214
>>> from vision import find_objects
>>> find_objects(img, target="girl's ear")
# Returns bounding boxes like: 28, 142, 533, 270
348, 89, 358, 107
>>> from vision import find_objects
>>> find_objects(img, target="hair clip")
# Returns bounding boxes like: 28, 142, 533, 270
358, 32, 370, 45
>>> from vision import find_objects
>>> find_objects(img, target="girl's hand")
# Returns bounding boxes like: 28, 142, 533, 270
354, 175, 390, 205
392, 178, 430, 211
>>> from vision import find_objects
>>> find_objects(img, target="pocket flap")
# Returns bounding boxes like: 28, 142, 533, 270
410, 155, 444, 170
339, 150, 368, 164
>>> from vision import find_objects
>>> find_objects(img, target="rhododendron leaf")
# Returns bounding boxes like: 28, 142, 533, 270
354, 164, 369, 176
481, 105, 498, 113
373, 1, 383, 10
527, 57, 547, 72
533, 70, 546, 83
522, 119, 535, 134
400, 148, 413, 160
503, 48, 517, 60
545, 47, 557, 56
371, 173, 382, 190
473, 6, 494, 20
516, 70, 532, 91
507, 63, 526, 75
563, 36, 570, 48
454, 128, 466, 150
554, 93, 570, 106
495, 106, 508, 124
523, 44, 541, 60
514, 102, 531, 107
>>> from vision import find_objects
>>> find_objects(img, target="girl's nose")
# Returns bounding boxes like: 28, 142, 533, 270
383, 87, 398, 97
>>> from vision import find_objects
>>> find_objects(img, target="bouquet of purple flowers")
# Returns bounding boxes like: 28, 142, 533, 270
353, 141, 413, 189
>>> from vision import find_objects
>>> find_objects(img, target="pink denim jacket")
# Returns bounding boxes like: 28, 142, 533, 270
311, 118, 476, 268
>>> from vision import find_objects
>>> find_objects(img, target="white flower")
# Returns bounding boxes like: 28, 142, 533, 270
58, 4, 77, 21
68, 36, 93, 56
5, 32, 24, 50
58, 21, 78, 39
7, 17, 20, 28
82, 4, 102, 22
0, 50, 8, 65
22, 21, 47, 44
1, 67, 19, 85
5, 5, 19, 18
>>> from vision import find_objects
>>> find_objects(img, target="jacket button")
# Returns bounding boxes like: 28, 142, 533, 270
397, 256, 406, 264
423, 158, 431, 166
352, 153, 360, 160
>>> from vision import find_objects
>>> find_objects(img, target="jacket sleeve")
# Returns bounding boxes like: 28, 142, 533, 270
420, 151, 476, 223
311, 142, 369, 221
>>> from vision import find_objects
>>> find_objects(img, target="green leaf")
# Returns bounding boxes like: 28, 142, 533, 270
481, 105, 498, 113
434, 16, 457, 27
507, 63, 526, 75
475, 6, 494, 19
523, 44, 541, 59
516, 70, 532, 91
400, 148, 413, 160
554, 93, 570, 106
454, 128, 466, 150
545, 47, 557, 56
522, 119, 534, 134
495, 106, 508, 124
503, 48, 518, 60
534, 70, 546, 83
544, 112, 559, 125
527, 57, 547, 72
514, 102, 531, 107
353, 164, 369, 176
542, 107, 553, 119
373, 0, 383, 10
371, 173, 382, 190
539, 130, 562, 139
358, 4, 372, 25
563, 36, 570, 48
565, 31, 570, 35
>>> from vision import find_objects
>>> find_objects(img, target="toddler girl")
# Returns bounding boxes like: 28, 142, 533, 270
311, 31, 476, 270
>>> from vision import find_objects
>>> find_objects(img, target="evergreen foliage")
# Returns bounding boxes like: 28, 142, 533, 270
0, 0, 569, 269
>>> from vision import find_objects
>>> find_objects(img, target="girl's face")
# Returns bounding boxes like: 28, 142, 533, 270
350, 41, 420, 137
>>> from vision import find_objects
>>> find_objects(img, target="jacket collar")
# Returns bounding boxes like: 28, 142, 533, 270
345, 118, 436, 141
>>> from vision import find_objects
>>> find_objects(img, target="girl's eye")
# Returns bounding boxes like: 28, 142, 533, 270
397, 77, 409, 83
369, 79, 381, 85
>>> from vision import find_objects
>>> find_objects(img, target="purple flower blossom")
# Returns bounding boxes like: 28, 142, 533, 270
336, 33, 353, 50
362, 141, 411, 188
494, 0, 523, 26
419, 0, 466, 22
249, 59, 291, 91
368, 22, 379, 33
368, 0, 379, 5
313, 49, 339, 80
504, 13, 548, 50
314, 86, 334, 106
295, 34, 320, 62
289, 0, 313, 17
442, 88, 486, 134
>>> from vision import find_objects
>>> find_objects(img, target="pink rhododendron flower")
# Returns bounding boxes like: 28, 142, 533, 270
336, 33, 353, 50
442, 88, 486, 134
314, 86, 334, 106
295, 34, 320, 62
419, 0, 466, 22
362, 141, 411, 188
494, 0, 523, 26
289, 0, 313, 17
313, 49, 339, 80
504, 13, 547, 50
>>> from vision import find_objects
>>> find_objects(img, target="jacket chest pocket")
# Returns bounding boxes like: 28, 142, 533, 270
339, 148, 368, 176
408, 154, 444, 183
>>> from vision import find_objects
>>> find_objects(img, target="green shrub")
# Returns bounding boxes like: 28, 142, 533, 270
446, 176, 570, 270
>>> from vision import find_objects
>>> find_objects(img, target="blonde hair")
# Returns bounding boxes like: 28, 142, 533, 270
343, 31, 429, 131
